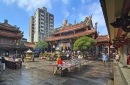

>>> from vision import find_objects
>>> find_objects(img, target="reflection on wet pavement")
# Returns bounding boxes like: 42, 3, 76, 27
0, 58, 111, 85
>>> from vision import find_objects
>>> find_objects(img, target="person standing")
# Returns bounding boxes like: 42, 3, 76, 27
102, 52, 108, 67
66, 53, 69, 60
1, 56, 6, 71
32, 54, 35, 62
71, 54, 75, 60
12, 54, 16, 59
115, 53, 119, 62
21, 54, 25, 62
78, 54, 82, 59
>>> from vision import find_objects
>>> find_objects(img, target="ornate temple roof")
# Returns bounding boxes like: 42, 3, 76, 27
0, 19, 23, 38
0, 20, 20, 32
0, 31, 23, 38
96, 35, 109, 43
53, 22, 85, 34
53, 16, 94, 35
45, 30, 96, 41
44, 15, 97, 42
24, 42, 35, 48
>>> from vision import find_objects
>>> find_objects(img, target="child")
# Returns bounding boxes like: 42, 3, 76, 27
54, 54, 62, 74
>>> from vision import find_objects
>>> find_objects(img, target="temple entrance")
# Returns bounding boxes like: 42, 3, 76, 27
61, 42, 70, 51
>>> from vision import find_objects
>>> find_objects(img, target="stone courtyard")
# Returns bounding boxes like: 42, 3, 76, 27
0, 58, 112, 85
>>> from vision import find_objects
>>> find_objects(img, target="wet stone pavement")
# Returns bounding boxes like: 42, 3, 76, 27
0, 58, 111, 85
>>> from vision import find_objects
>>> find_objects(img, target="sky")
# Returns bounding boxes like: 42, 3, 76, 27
0, 0, 108, 40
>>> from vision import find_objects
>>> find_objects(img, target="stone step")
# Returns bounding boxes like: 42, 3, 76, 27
127, 65, 130, 69
113, 61, 125, 85
118, 63, 129, 85
107, 79, 114, 85
109, 72, 114, 80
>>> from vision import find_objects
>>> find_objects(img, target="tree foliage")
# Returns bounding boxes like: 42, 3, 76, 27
33, 41, 48, 51
73, 36, 95, 51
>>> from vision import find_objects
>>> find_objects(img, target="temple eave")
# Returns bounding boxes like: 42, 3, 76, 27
45, 30, 96, 42
0, 25, 19, 32
54, 26, 86, 35
0, 32, 23, 38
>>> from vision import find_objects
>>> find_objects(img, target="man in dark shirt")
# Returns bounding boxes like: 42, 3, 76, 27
2, 56, 6, 63
12, 54, 16, 59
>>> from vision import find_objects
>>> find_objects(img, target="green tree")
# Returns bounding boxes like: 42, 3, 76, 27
73, 36, 95, 53
33, 41, 48, 52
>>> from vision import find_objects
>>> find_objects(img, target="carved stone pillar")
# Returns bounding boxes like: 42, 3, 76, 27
123, 45, 128, 67
120, 47, 123, 63
108, 45, 110, 57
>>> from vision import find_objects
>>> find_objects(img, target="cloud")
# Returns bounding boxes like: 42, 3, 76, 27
81, 0, 85, 4
79, 14, 87, 21
72, 7, 76, 12
2, 0, 52, 11
78, 2, 107, 35
2, 0, 16, 4
78, 2, 106, 27
81, 0, 92, 4
87, 3, 105, 27
61, 0, 69, 5
64, 11, 70, 19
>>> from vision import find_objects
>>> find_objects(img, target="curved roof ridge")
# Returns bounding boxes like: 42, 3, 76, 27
96, 35, 109, 42
45, 30, 96, 41
53, 22, 86, 34
0, 23, 20, 32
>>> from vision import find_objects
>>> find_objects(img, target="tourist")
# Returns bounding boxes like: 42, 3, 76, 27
32, 54, 35, 62
66, 53, 69, 60
12, 54, 16, 60
102, 52, 108, 67
78, 54, 82, 59
54, 54, 62, 74
1, 56, 6, 71
71, 54, 75, 59
21, 54, 25, 62
115, 53, 120, 62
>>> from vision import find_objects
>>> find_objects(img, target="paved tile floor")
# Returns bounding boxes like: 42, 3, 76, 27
0, 58, 111, 85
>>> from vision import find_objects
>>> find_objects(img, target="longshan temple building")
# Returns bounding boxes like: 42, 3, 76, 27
45, 16, 98, 52
0, 20, 27, 57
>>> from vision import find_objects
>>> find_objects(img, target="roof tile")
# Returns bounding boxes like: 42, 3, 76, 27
96, 35, 109, 42
45, 30, 96, 41
24, 42, 35, 48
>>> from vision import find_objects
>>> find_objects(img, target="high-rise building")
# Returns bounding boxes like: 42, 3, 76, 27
29, 16, 34, 42
29, 6, 54, 42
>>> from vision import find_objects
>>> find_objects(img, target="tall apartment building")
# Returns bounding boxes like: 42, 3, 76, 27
29, 6, 54, 42
29, 16, 34, 42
